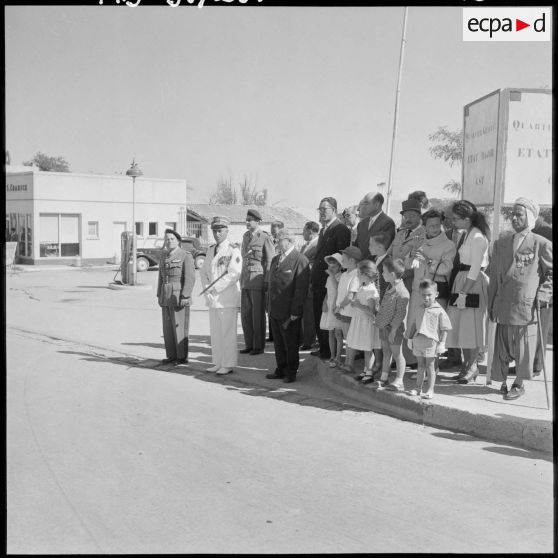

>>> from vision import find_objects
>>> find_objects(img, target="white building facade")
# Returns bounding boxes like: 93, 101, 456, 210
5, 169, 188, 265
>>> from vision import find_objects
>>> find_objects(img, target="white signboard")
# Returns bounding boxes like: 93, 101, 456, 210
502, 91, 552, 204
462, 90, 500, 204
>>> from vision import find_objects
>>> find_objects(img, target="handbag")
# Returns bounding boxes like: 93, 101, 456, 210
448, 293, 480, 308
432, 260, 450, 300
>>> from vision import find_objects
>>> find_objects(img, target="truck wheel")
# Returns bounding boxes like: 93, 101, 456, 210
137, 257, 150, 272
194, 255, 205, 270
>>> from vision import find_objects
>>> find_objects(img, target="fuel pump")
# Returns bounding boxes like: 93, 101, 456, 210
120, 231, 134, 284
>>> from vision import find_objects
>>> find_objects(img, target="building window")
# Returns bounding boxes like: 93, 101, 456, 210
135, 222, 144, 237
87, 221, 99, 239
164, 222, 177, 232
148, 222, 158, 236
39, 213, 80, 257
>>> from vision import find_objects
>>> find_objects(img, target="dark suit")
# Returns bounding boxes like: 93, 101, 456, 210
354, 211, 396, 260
311, 218, 351, 356
240, 228, 275, 350
157, 247, 196, 360
300, 238, 319, 346
268, 249, 310, 380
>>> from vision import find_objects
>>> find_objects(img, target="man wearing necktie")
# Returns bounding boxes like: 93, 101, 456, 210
488, 197, 552, 400
299, 221, 320, 350
240, 209, 275, 355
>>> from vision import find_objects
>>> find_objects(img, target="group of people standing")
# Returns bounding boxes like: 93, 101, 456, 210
155, 190, 552, 401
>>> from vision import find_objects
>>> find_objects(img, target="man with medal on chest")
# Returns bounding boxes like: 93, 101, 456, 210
157, 229, 196, 365
200, 216, 243, 375
488, 197, 553, 400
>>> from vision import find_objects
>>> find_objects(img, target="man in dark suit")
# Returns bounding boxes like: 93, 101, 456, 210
266, 229, 310, 383
353, 192, 396, 261
300, 221, 320, 350
240, 208, 275, 355
311, 196, 351, 359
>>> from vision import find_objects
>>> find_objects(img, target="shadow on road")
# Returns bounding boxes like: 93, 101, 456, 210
430, 431, 552, 462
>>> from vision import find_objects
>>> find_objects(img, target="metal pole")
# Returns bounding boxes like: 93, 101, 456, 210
131, 176, 137, 286
385, 6, 408, 216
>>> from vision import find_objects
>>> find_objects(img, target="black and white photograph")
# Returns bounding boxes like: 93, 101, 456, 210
5, 2, 553, 553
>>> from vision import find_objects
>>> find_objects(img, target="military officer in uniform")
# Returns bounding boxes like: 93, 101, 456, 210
240, 209, 275, 355
157, 229, 196, 365
200, 216, 243, 375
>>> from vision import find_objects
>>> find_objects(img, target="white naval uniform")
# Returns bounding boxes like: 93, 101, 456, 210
200, 239, 242, 369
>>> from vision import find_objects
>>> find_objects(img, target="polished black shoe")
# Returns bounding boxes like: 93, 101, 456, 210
499, 382, 508, 394
283, 376, 296, 383
175, 358, 188, 365
239, 348, 253, 354
504, 384, 525, 400
310, 350, 322, 357
266, 372, 284, 379
249, 349, 264, 355
300, 344, 313, 351
161, 358, 176, 364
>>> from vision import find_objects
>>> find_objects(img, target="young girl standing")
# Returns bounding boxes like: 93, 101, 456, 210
320, 253, 344, 367
334, 246, 362, 372
406, 279, 452, 399
345, 260, 381, 381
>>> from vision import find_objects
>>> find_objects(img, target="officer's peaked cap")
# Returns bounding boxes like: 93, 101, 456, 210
164, 228, 182, 241
246, 209, 262, 221
211, 216, 230, 229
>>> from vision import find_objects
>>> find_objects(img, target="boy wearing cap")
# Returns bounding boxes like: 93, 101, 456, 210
200, 216, 243, 375
488, 197, 553, 400
157, 229, 196, 365
240, 209, 275, 355
266, 229, 310, 383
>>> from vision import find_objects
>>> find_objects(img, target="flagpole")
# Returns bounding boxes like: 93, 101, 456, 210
385, 6, 408, 216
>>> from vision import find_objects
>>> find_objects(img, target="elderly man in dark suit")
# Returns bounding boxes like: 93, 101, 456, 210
353, 192, 396, 261
240, 208, 275, 355
311, 196, 351, 359
266, 229, 310, 383
488, 198, 553, 400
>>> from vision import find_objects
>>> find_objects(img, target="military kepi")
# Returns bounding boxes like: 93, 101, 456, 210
400, 199, 422, 214
211, 216, 230, 229
164, 228, 182, 241
246, 209, 262, 221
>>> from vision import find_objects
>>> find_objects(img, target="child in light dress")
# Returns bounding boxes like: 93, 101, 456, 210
334, 247, 362, 371
345, 260, 381, 380
405, 279, 452, 399
320, 253, 344, 367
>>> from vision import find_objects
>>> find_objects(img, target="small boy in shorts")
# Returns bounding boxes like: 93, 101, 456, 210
370, 258, 409, 390
405, 279, 452, 399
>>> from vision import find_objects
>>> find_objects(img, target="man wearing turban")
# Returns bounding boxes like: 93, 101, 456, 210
488, 198, 553, 400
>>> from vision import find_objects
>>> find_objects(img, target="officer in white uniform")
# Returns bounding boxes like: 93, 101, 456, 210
200, 216, 242, 375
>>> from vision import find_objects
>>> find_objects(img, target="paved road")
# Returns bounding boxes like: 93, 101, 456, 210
7, 329, 553, 553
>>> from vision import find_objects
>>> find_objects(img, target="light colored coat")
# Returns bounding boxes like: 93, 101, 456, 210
488, 231, 552, 325
200, 239, 242, 309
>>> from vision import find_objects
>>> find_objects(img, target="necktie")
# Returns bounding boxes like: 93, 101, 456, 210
404, 229, 411, 240
214, 244, 220, 255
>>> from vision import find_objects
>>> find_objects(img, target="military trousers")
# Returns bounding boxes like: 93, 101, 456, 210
492, 323, 537, 382
241, 288, 266, 351
161, 305, 190, 360
209, 307, 239, 369
270, 316, 302, 379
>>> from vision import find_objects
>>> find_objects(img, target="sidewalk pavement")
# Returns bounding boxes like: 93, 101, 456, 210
7, 265, 553, 454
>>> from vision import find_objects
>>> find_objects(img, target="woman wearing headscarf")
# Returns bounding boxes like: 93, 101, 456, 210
445, 200, 491, 384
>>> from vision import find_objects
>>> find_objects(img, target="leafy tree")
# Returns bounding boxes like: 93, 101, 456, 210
208, 173, 268, 205
23, 151, 70, 172
428, 126, 462, 195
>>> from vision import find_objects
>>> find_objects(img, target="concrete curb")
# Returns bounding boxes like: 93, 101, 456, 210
315, 359, 552, 454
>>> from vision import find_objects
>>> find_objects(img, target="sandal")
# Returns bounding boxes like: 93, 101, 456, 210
421, 392, 434, 399
355, 371, 367, 380
407, 389, 421, 396
328, 359, 338, 368
371, 379, 388, 389
385, 382, 404, 392
361, 375, 375, 384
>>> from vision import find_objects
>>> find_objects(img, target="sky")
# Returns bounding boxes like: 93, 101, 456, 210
5, 5, 552, 219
